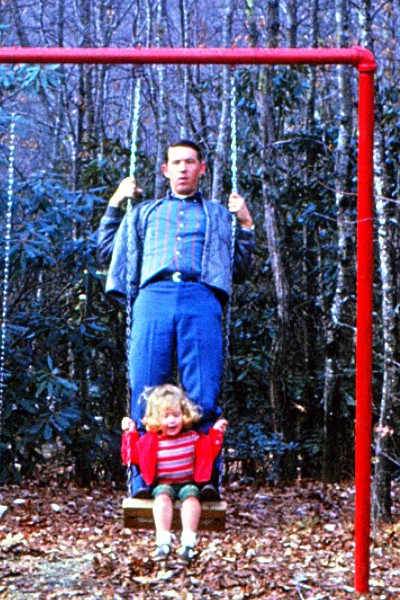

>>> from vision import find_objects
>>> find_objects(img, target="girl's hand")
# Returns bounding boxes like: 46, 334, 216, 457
121, 417, 136, 432
213, 418, 228, 433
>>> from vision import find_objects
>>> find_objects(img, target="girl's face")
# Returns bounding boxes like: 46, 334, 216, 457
159, 404, 184, 437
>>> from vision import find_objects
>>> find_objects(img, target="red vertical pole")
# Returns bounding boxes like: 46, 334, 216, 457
354, 68, 375, 594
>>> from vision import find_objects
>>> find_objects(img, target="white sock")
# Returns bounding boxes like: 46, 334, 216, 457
156, 531, 171, 547
181, 531, 196, 549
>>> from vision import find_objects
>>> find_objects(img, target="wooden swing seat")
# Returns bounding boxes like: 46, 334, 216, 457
122, 497, 227, 531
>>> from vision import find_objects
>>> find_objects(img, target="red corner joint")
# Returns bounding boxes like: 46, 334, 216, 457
353, 46, 377, 72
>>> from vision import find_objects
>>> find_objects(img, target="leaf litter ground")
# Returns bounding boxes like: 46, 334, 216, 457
0, 471, 399, 599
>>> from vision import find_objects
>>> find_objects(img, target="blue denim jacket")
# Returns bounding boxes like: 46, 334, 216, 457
97, 194, 254, 304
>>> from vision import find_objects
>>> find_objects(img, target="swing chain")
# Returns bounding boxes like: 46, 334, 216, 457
125, 75, 142, 497
230, 71, 238, 195
0, 114, 15, 431
223, 218, 236, 370
129, 76, 142, 180
125, 195, 134, 496
126, 76, 142, 415
222, 72, 239, 380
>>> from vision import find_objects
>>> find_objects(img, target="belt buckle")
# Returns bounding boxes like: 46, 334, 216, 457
172, 271, 182, 283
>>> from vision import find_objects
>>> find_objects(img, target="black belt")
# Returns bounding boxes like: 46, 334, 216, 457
150, 271, 201, 284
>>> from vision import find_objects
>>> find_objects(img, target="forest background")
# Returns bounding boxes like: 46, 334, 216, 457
0, 0, 398, 523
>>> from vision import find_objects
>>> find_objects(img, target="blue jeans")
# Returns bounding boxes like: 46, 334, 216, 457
129, 281, 223, 430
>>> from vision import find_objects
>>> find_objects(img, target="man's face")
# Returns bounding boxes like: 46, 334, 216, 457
162, 146, 206, 196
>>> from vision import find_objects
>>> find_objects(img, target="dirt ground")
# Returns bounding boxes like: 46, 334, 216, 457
0, 474, 399, 599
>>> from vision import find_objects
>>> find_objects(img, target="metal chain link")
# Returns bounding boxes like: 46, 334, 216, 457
223, 217, 236, 366
0, 114, 15, 445
230, 72, 238, 195
125, 76, 142, 497
125, 76, 142, 415
129, 77, 142, 181
223, 73, 238, 380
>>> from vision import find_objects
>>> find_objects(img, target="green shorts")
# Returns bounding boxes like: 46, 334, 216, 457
152, 483, 200, 502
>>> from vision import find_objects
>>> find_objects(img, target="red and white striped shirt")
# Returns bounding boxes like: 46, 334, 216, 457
156, 430, 200, 484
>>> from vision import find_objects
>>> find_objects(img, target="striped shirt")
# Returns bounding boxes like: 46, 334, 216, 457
140, 192, 206, 287
156, 430, 200, 484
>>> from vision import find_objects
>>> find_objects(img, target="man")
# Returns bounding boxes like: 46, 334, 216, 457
98, 140, 254, 498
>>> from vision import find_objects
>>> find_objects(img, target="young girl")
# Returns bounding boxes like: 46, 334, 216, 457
121, 384, 227, 565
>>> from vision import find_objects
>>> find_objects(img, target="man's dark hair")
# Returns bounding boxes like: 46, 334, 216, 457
165, 140, 203, 163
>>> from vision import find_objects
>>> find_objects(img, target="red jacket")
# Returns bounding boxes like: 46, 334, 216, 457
121, 428, 224, 486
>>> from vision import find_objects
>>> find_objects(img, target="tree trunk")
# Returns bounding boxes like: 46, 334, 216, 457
211, 0, 234, 202
372, 118, 396, 521
250, 0, 295, 479
321, 0, 354, 482
360, 0, 397, 521
50, 0, 67, 163
179, 0, 190, 138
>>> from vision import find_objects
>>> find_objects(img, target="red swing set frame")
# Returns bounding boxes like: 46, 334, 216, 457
0, 45, 376, 594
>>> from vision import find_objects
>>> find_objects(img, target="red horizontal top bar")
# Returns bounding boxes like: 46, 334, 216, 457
0, 46, 376, 72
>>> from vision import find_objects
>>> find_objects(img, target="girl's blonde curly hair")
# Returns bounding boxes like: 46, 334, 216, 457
142, 384, 202, 432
